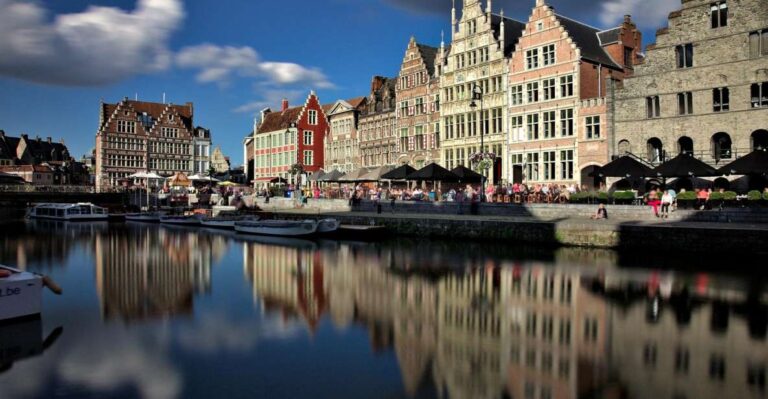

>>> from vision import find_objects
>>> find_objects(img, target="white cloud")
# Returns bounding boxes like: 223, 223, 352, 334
175, 44, 334, 89
599, 0, 678, 31
0, 0, 183, 86
234, 89, 304, 114
177, 313, 302, 354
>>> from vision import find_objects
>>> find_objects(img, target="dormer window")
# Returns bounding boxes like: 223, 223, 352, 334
169, 114, 174, 122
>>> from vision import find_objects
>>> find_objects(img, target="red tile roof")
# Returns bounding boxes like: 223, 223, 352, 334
256, 107, 304, 134
101, 100, 194, 131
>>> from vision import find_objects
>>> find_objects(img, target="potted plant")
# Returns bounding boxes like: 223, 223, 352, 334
747, 190, 762, 207
612, 190, 635, 205
676, 191, 697, 209
596, 191, 609, 204
723, 191, 738, 208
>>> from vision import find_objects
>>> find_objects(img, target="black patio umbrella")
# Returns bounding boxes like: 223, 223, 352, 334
717, 149, 768, 176
318, 169, 344, 182
451, 165, 484, 183
594, 155, 653, 178
405, 163, 460, 182
381, 164, 417, 180
652, 153, 718, 178
309, 170, 326, 182
337, 167, 371, 183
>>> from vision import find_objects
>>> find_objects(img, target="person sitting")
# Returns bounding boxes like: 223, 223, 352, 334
591, 203, 608, 219
646, 188, 661, 217
696, 188, 709, 210
660, 190, 674, 219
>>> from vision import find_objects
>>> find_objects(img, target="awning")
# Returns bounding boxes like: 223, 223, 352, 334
405, 163, 460, 182
717, 149, 768, 176
652, 153, 718, 178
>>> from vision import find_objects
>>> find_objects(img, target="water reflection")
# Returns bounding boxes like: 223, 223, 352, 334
0, 221, 765, 399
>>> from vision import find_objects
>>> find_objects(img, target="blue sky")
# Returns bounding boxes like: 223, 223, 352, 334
0, 0, 678, 167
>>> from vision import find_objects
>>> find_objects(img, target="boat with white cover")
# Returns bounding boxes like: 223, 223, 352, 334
200, 213, 259, 229
234, 219, 318, 237
27, 203, 108, 221
160, 214, 203, 226
317, 218, 341, 234
125, 212, 163, 222
0, 265, 43, 321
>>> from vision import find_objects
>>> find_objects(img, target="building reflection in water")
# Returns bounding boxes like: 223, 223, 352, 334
243, 239, 768, 399
94, 225, 224, 321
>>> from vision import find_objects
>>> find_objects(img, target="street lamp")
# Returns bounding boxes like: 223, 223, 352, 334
469, 83, 487, 201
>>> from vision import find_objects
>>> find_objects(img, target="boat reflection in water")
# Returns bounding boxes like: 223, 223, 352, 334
0, 221, 766, 399
244, 239, 768, 399
0, 317, 63, 375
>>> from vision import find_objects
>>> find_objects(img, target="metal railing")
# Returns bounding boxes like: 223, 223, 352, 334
0, 185, 97, 193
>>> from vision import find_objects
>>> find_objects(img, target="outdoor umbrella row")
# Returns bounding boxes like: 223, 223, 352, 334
596, 150, 768, 179
314, 163, 484, 184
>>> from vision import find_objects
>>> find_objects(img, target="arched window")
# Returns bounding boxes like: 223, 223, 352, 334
678, 136, 694, 155
647, 138, 663, 163
752, 130, 768, 151
712, 132, 732, 160
617, 140, 630, 154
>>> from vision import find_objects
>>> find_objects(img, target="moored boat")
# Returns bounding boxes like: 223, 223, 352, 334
200, 213, 259, 229
317, 218, 341, 234
0, 265, 43, 321
27, 203, 108, 221
160, 214, 203, 226
125, 212, 163, 222
234, 219, 318, 237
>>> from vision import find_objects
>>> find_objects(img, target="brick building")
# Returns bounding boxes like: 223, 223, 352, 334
250, 92, 329, 186
507, 0, 641, 188
613, 0, 768, 189
440, 0, 526, 184
360, 76, 398, 168
325, 97, 367, 173
95, 98, 200, 189
395, 36, 445, 168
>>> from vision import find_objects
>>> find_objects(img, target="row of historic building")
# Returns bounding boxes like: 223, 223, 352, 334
244, 0, 767, 189
0, 130, 90, 185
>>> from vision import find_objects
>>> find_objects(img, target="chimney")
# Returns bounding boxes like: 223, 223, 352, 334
281, 98, 289, 112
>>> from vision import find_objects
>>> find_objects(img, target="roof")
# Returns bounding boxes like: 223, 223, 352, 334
597, 27, 622, 45
24, 137, 69, 161
101, 100, 194, 131
0, 164, 52, 173
490, 14, 526, 57
555, 14, 621, 69
416, 44, 439, 76
0, 134, 19, 161
256, 107, 303, 134
346, 97, 366, 109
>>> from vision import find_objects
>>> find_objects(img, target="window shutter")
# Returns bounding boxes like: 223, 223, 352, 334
409, 107, 414, 116
408, 136, 415, 151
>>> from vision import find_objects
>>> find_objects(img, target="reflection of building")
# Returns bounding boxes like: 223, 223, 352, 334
243, 241, 327, 332
94, 226, 213, 320
613, 0, 768, 176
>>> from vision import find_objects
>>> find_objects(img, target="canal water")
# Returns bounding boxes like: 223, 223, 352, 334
0, 220, 766, 399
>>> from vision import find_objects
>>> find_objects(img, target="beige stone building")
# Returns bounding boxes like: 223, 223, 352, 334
613, 0, 768, 189
324, 97, 366, 173
359, 76, 398, 168
395, 37, 444, 168
210, 145, 229, 173
440, 0, 526, 184
507, 0, 641, 188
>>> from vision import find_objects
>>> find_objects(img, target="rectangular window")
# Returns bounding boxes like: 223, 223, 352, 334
676, 43, 694, 68
624, 46, 633, 67
675, 347, 690, 374
749, 29, 768, 58
308, 110, 318, 125
511, 115, 524, 141
527, 114, 539, 140
560, 150, 574, 180
492, 108, 502, 134
678, 92, 693, 115
543, 111, 556, 138
415, 98, 425, 114
646, 96, 661, 118
526, 153, 539, 181
709, 355, 726, 380
480, 47, 489, 62
560, 75, 573, 97
511, 85, 524, 105
542, 44, 555, 66
445, 116, 454, 139
303, 131, 313, 145
713, 87, 730, 112
400, 101, 408, 116
543, 151, 556, 180
468, 112, 477, 136
526, 49, 539, 69
527, 82, 539, 103
543, 78, 556, 100
560, 109, 574, 137
711, 1, 728, 28
753, 82, 768, 108
117, 120, 136, 133
303, 150, 313, 166
586, 116, 601, 139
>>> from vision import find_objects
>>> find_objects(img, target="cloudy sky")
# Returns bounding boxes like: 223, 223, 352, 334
0, 0, 678, 165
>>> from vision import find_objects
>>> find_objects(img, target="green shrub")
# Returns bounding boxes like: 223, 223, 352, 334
596, 192, 609, 201
677, 191, 697, 200
723, 191, 737, 201
709, 192, 724, 201
612, 191, 636, 200
763, 192, 768, 201
747, 190, 762, 201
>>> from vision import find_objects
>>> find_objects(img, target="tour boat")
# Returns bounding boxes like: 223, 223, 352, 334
0, 265, 52, 322
125, 212, 163, 222
316, 218, 341, 234
27, 203, 108, 221
234, 219, 318, 237
160, 214, 203, 226
200, 213, 260, 229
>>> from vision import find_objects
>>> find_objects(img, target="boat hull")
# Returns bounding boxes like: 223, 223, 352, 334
0, 266, 42, 322
317, 219, 341, 234
235, 220, 318, 237
200, 216, 259, 229
125, 214, 161, 222
160, 216, 202, 226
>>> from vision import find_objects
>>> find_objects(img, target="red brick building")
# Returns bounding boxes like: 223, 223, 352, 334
249, 91, 329, 186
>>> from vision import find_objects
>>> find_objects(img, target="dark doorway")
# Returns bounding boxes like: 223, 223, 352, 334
581, 166, 603, 190
752, 130, 768, 151
512, 165, 523, 184
493, 157, 502, 185
678, 136, 694, 155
